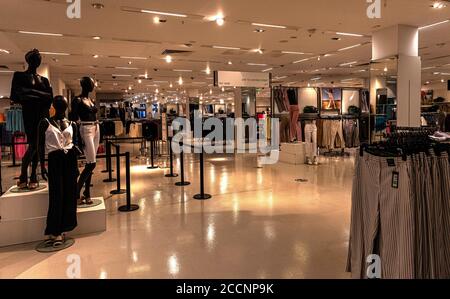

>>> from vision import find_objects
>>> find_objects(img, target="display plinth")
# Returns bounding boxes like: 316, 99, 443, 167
0, 185, 106, 247
278, 142, 306, 165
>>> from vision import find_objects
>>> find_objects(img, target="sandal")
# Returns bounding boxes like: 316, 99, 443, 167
28, 181, 39, 190
17, 181, 28, 190
52, 235, 65, 248
43, 236, 56, 247
81, 196, 94, 205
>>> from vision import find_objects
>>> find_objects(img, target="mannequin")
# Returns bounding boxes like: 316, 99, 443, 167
10, 49, 53, 190
287, 88, 301, 142
38, 96, 80, 247
304, 120, 318, 165
70, 77, 99, 205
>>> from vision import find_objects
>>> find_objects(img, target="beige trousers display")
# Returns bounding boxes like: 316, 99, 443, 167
322, 119, 344, 150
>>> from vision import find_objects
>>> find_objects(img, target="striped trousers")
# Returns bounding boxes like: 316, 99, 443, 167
347, 151, 450, 279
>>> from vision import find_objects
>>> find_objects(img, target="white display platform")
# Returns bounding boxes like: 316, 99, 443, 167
0, 184, 106, 247
279, 142, 306, 165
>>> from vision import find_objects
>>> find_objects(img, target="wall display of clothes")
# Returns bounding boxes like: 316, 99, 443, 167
348, 140, 450, 279
6, 107, 25, 133
129, 122, 143, 138
320, 88, 342, 114
320, 118, 345, 150
343, 118, 360, 148
272, 87, 289, 113
360, 89, 370, 114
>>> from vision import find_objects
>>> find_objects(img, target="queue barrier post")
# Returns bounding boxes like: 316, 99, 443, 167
118, 152, 139, 212
110, 144, 126, 195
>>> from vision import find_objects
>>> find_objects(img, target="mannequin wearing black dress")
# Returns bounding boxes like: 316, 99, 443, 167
39, 96, 80, 247
10, 49, 53, 189
70, 77, 99, 205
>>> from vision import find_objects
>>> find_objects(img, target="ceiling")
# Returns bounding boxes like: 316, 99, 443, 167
0, 0, 449, 100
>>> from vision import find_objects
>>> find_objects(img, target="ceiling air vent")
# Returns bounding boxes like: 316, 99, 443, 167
161, 49, 193, 56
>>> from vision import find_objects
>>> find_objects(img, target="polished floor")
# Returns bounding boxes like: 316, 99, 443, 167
0, 144, 355, 278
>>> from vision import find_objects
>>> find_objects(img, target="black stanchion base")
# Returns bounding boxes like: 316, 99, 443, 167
101, 169, 114, 173
165, 173, 179, 178
193, 194, 212, 200
8, 164, 21, 168
110, 189, 126, 195
175, 181, 191, 186
103, 178, 117, 183
147, 166, 159, 169
118, 204, 140, 212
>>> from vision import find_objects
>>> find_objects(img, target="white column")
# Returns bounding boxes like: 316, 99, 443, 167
372, 25, 421, 127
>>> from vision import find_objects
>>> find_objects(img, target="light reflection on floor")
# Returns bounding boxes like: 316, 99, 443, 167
0, 147, 354, 279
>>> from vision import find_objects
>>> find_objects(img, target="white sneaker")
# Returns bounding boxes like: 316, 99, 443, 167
306, 158, 313, 165
313, 157, 319, 165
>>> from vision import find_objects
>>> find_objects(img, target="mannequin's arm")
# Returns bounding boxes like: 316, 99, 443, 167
70, 97, 81, 122
37, 119, 50, 181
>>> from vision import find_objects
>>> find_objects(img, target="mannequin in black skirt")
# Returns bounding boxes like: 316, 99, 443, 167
38, 96, 81, 248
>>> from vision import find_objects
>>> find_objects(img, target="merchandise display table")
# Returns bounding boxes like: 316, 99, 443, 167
0, 184, 106, 247
279, 142, 306, 165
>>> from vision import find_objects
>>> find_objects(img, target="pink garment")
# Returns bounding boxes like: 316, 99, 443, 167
289, 105, 301, 142
14, 136, 27, 160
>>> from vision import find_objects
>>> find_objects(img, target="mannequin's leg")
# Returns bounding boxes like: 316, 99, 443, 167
19, 146, 33, 184
77, 163, 96, 202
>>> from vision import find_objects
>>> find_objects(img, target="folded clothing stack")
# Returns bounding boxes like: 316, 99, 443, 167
429, 131, 450, 141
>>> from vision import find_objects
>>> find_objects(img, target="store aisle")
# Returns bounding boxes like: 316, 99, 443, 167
0, 150, 354, 279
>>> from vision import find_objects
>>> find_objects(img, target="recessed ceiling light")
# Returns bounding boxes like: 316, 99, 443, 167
335, 32, 364, 37
213, 45, 241, 50
153, 16, 160, 24
205, 65, 211, 75
92, 3, 104, 9
178, 76, 183, 85
141, 9, 187, 18
419, 19, 450, 30
19, 31, 63, 37
251, 22, 286, 29
40, 51, 70, 56
216, 17, 225, 26
93, 54, 99, 58
431, 2, 447, 9
138, 79, 142, 84
253, 48, 264, 54
227, 61, 233, 65
165, 55, 172, 63
441, 79, 445, 82
0, 49, 11, 54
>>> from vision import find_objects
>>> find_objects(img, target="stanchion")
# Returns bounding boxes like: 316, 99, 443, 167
165, 137, 178, 178
118, 152, 139, 212
101, 139, 113, 173
103, 140, 117, 183
110, 144, 126, 195
193, 144, 211, 200
147, 140, 159, 169
175, 142, 190, 186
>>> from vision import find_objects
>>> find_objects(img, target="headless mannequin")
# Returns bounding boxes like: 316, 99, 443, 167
39, 96, 79, 247
10, 49, 53, 189
70, 77, 98, 205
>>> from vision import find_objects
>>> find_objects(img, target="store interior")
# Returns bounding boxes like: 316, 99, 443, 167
0, 0, 449, 279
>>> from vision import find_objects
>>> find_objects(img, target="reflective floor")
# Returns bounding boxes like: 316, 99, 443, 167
0, 145, 355, 278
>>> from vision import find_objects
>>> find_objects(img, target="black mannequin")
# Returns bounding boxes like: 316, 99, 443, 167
70, 77, 99, 205
10, 49, 53, 190
38, 96, 79, 247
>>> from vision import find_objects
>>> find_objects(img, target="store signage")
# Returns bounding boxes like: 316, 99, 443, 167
214, 71, 270, 88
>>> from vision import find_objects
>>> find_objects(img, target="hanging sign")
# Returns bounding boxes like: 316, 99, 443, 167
214, 71, 270, 88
